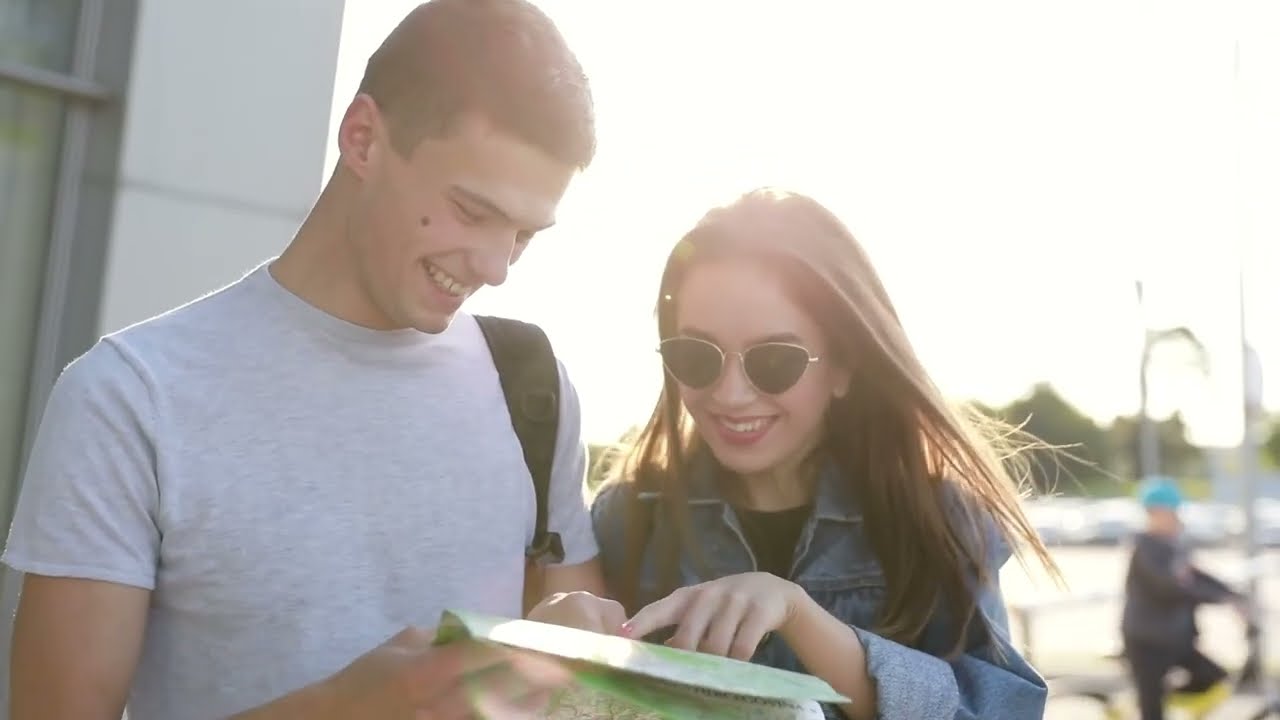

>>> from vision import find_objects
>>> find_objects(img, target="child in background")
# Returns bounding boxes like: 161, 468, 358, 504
1120, 477, 1246, 720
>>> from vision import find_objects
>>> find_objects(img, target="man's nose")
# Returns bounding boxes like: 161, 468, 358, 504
469, 236, 515, 287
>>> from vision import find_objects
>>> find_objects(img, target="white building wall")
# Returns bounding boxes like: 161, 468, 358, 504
0, 4, 347, 717
96, 0, 346, 334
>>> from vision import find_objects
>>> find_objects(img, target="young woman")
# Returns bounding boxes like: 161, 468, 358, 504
591, 188, 1061, 719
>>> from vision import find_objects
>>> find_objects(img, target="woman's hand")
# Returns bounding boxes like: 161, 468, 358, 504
627, 575, 878, 719
620, 573, 805, 660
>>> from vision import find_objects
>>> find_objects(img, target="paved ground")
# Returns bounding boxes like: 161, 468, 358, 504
1003, 545, 1280, 718
1002, 545, 1280, 670
1046, 693, 1274, 719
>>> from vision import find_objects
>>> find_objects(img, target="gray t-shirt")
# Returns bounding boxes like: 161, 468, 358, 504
2, 262, 598, 720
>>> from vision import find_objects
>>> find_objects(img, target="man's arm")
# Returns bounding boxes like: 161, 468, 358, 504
2, 341, 166, 718
529, 559, 623, 633
521, 364, 621, 631
10, 575, 566, 720
11, 576, 149, 720
542, 557, 607, 598
522, 558, 608, 615
228, 628, 573, 720
539, 362, 600, 580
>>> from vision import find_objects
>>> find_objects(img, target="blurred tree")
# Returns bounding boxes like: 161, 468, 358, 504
587, 444, 609, 486
968, 400, 1002, 419
586, 425, 641, 490
977, 383, 1110, 492
1108, 412, 1203, 480
1136, 324, 1209, 481
1264, 416, 1280, 469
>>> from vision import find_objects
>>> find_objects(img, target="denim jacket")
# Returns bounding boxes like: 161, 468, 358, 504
590, 455, 1047, 719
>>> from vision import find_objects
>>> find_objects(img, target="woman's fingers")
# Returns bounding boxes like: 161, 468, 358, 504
623, 585, 698, 640
625, 576, 791, 662
728, 606, 773, 662
665, 588, 717, 652
698, 591, 748, 657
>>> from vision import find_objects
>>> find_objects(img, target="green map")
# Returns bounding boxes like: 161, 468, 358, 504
435, 609, 850, 720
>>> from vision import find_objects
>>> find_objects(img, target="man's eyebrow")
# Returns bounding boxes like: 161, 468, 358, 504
450, 185, 555, 232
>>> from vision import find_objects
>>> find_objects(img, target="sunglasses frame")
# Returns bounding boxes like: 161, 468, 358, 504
656, 336, 820, 395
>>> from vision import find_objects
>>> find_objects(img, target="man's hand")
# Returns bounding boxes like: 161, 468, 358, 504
526, 591, 627, 635
237, 627, 571, 720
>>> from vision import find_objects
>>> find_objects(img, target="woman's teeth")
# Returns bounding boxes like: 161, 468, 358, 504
722, 417, 771, 433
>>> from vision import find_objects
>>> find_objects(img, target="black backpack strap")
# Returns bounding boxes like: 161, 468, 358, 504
474, 315, 565, 565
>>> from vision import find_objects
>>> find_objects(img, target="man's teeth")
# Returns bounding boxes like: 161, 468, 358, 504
426, 263, 471, 297
723, 418, 770, 433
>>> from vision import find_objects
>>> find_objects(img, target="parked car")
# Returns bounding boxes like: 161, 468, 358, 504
1178, 501, 1243, 547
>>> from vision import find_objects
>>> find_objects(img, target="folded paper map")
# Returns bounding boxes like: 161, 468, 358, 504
434, 609, 850, 720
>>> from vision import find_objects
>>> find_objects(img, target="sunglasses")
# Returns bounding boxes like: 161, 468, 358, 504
657, 336, 820, 395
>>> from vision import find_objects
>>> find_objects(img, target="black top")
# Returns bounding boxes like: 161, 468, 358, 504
1121, 531, 1237, 650
733, 504, 813, 579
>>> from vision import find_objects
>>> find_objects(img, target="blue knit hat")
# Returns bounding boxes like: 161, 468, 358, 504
1138, 476, 1183, 510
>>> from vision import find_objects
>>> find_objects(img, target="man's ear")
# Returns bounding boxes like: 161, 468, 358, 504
336, 94, 382, 179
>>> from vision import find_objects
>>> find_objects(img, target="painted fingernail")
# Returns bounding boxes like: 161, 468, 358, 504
618, 623, 633, 637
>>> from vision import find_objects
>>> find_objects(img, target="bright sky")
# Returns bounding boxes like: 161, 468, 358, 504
325, 1, 1280, 447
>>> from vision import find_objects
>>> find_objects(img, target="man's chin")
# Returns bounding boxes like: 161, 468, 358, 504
407, 290, 474, 334
413, 312, 457, 335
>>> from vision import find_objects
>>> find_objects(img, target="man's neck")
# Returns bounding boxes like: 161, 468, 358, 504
272, 177, 391, 330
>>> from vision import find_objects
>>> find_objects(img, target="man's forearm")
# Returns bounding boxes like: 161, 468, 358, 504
226, 681, 334, 720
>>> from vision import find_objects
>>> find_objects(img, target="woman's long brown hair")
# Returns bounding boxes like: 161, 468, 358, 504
611, 188, 1062, 657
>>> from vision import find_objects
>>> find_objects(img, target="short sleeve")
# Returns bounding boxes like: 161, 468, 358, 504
544, 360, 598, 566
2, 339, 161, 590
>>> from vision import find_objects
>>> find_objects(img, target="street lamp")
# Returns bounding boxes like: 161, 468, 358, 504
1134, 281, 1209, 482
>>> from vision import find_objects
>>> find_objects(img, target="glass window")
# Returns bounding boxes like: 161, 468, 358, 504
0, 83, 65, 528
0, 0, 82, 73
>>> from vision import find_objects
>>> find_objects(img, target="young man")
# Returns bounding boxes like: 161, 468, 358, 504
1120, 478, 1244, 720
3, 2, 623, 719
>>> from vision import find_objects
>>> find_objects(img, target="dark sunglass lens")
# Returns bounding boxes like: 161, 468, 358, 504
659, 339, 723, 389
744, 344, 811, 394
